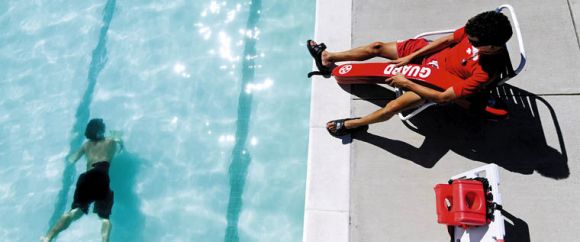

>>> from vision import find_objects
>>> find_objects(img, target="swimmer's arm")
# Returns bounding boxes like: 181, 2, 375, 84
66, 144, 86, 164
386, 74, 456, 103
108, 131, 124, 153
113, 138, 125, 153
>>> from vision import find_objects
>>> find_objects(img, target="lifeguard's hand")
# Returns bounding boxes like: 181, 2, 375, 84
390, 55, 414, 67
385, 73, 411, 88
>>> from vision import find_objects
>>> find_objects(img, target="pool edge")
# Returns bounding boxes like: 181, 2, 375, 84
303, 0, 353, 242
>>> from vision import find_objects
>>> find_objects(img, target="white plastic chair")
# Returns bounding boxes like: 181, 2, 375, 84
396, 4, 526, 121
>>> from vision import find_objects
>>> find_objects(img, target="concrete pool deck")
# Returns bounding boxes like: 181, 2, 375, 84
304, 0, 580, 241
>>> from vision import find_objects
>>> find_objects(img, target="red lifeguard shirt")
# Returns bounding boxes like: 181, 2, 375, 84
424, 27, 490, 97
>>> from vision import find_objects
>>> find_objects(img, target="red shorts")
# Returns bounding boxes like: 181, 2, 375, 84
396, 38, 429, 62
396, 38, 455, 90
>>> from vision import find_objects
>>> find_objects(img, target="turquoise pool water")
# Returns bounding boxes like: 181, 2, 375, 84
0, 0, 313, 241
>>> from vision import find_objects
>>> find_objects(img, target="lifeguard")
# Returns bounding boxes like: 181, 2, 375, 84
307, 10, 513, 137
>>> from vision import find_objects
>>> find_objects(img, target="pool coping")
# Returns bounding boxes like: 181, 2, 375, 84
302, 0, 352, 242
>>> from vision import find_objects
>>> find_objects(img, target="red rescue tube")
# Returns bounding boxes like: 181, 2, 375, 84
332, 63, 463, 91
332, 62, 509, 119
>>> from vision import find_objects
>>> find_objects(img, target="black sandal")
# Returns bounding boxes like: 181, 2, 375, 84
327, 118, 368, 137
307, 40, 333, 78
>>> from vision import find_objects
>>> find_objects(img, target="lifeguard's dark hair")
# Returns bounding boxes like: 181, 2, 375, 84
85, 118, 106, 141
465, 11, 513, 46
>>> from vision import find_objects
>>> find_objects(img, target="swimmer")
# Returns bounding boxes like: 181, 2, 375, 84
41, 118, 123, 242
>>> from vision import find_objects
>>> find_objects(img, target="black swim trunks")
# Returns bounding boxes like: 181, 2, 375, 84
71, 161, 114, 219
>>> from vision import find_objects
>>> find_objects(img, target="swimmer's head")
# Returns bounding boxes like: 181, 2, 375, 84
85, 118, 106, 141
466, 11, 512, 47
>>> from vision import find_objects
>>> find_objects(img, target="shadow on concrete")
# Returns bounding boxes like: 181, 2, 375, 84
502, 209, 531, 242
352, 84, 569, 179
446, 225, 454, 242
332, 84, 395, 145
108, 151, 146, 242
441, 209, 530, 242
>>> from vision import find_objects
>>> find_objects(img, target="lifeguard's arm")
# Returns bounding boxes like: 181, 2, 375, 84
386, 74, 457, 103
392, 34, 455, 66
66, 144, 86, 164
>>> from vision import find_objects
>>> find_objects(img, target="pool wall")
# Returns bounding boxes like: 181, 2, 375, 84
302, 0, 352, 242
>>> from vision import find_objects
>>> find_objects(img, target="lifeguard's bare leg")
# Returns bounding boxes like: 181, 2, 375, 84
41, 208, 83, 242
328, 91, 424, 131
101, 219, 111, 242
324, 41, 399, 64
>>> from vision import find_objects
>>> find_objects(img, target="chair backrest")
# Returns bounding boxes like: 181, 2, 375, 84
493, 4, 526, 86
481, 47, 515, 92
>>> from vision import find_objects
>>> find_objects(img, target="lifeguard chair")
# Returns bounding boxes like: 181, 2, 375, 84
328, 4, 526, 123
396, 4, 526, 122
434, 164, 506, 242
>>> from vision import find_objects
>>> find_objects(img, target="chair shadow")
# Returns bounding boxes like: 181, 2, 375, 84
502, 209, 531, 242
349, 84, 569, 179
108, 151, 146, 242
442, 209, 529, 242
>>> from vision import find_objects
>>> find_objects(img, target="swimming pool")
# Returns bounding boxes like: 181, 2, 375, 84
0, 0, 313, 241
